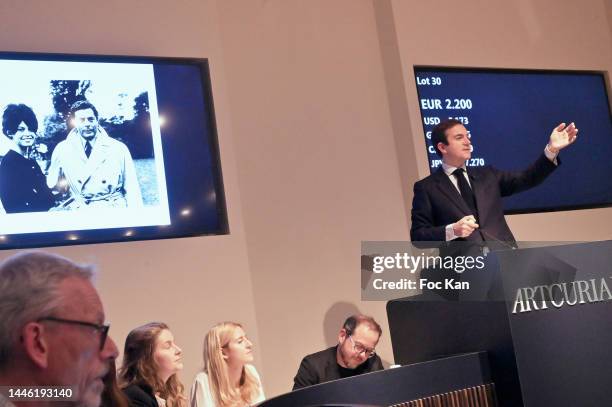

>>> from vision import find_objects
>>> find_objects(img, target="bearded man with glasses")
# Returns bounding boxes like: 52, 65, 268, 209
293, 314, 383, 390
0, 251, 118, 407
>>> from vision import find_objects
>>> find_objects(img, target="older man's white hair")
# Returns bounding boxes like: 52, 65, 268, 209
0, 251, 94, 369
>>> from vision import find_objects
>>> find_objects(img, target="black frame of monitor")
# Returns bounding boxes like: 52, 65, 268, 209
413, 65, 612, 215
0, 51, 229, 249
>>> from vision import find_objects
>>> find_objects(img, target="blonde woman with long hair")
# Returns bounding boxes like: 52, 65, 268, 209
190, 322, 265, 406
121, 322, 187, 407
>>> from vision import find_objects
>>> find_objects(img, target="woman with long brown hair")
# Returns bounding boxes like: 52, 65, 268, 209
189, 322, 265, 406
121, 322, 187, 407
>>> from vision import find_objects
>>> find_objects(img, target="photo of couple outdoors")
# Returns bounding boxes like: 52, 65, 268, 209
0, 80, 156, 215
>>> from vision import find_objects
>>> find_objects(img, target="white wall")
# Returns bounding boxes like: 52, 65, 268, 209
215, 0, 409, 394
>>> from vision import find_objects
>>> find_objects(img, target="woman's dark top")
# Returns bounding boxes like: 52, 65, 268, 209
122, 383, 159, 407
0, 149, 55, 213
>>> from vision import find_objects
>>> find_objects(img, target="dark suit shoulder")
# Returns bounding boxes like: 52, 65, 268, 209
122, 383, 158, 407
293, 346, 336, 390
302, 346, 337, 364
467, 164, 494, 174
414, 170, 444, 187
369, 354, 384, 372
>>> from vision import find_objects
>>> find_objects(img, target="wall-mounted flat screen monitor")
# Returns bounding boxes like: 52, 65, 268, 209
0, 52, 227, 249
414, 66, 612, 214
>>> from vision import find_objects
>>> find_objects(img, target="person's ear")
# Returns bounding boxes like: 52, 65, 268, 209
338, 328, 348, 344
437, 142, 447, 155
221, 347, 229, 361
21, 322, 50, 369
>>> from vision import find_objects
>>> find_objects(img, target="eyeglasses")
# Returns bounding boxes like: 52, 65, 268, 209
348, 335, 376, 358
37, 317, 110, 350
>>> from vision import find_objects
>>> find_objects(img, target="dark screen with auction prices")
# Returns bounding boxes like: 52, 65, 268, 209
414, 67, 612, 214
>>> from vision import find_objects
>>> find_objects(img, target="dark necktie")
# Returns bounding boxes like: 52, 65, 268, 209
452, 168, 478, 218
84, 141, 92, 158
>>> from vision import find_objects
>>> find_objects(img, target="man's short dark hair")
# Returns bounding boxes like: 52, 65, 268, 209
2, 104, 38, 137
342, 314, 382, 337
69, 100, 99, 121
431, 119, 464, 157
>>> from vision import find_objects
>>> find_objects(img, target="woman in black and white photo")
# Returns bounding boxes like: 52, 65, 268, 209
0, 103, 55, 213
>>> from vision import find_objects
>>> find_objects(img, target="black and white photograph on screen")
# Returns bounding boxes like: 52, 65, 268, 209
0, 59, 170, 235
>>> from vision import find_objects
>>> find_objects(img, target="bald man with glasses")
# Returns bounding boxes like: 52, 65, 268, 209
293, 314, 384, 390
0, 251, 118, 407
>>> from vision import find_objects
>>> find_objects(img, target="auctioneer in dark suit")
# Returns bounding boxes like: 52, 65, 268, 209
410, 153, 558, 245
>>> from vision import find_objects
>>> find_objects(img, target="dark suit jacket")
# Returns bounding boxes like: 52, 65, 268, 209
123, 383, 158, 407
293, 346, 384, 390
410, 154, 558, 245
